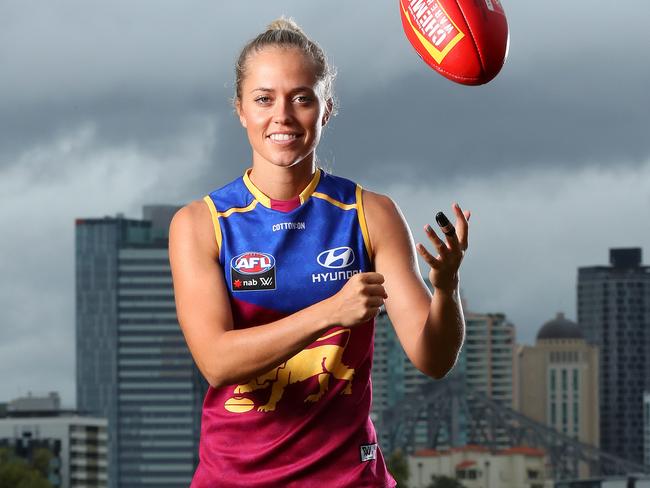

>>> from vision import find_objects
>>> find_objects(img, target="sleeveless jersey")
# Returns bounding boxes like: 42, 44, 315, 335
191, 168, 397, 488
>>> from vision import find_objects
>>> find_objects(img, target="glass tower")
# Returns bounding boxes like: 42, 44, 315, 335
76, 206, 208, 488
577, 248, 650, 465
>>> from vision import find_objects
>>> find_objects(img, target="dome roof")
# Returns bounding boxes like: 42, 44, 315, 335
536, 312, 583, 341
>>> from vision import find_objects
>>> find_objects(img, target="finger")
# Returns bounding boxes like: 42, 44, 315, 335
366, 296, 385, 308
453, 203, 470, 251
416, 242, 442, 270
425, 224, 450, 255
359, 272, 385, 284
365, 284, 388, 299
435, 211, 461, 252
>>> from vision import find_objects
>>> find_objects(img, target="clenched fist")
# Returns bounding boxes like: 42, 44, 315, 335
327, 272, 388, 328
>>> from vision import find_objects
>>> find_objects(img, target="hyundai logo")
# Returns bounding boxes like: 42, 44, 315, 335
317, 247, 355, 269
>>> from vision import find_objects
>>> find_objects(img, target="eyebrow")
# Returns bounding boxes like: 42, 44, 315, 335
250, 86, 315, 94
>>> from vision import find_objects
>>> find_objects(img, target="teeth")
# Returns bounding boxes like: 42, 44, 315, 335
269, 133, 298, 141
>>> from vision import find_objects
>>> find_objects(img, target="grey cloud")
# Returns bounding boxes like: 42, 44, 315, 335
204, 61, 650, 191
1, 0, 650, 406
3, 1, 649, 182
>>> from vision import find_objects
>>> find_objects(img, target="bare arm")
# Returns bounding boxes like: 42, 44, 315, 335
363, 190, 469, 379
169, 200, 385, 388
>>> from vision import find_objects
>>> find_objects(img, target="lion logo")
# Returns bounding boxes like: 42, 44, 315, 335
225, 328, 355, 413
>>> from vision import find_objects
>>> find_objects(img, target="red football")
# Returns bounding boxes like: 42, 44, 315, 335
399, 0, 509, 85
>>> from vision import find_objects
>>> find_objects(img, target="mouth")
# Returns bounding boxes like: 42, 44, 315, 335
267, 132, 302, 143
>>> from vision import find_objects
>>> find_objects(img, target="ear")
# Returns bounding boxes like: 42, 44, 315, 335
235, 99, 247, 129
321, 98, 334, 127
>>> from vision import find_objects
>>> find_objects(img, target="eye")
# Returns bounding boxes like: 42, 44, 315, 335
254, 96, 272, 104
294, 95, 314, 104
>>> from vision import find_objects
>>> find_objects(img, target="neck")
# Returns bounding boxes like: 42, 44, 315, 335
248, 157, 317, 201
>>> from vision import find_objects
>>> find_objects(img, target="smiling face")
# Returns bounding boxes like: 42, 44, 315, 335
235, 46, 332, 170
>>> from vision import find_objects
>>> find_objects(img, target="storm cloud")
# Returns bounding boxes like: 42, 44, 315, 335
1, 0, 649, 407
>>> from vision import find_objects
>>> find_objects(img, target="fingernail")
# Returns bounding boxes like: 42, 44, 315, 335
425, 224, 433, 233
435, 212, 450, 228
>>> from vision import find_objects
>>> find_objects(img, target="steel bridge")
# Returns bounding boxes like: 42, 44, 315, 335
378, 375, 649, 480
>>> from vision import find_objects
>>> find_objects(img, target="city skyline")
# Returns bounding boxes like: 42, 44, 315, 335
1, 1, 649, 408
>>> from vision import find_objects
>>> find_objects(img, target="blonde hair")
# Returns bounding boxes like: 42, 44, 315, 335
233, 16, 338, 116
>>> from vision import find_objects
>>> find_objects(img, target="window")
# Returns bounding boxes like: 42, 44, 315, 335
551, 370, 556, 391
551, 402, 556, 424
527, 469, 539, 479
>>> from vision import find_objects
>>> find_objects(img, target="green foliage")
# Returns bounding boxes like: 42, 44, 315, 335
0, 449, 53, 488
426, 474, 467, 488
0, 448, 11, 465
31, 449, 53, 478
387, 448, 410, 488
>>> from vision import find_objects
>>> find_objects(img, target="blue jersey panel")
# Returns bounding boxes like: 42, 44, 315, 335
206, 169, 372, 315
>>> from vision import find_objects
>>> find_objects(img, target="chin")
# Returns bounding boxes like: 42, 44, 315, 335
267, 152, 313, 168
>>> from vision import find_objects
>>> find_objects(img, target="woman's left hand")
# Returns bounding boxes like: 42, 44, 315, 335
416, 202, 471, 294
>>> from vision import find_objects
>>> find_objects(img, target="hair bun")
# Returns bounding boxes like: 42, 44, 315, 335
267, 16, 306, 36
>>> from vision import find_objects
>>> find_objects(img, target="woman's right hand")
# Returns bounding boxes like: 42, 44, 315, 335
327, 272, 388, 327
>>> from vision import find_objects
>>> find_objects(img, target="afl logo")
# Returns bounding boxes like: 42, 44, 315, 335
231, 252, 275, 275
317, 247, 355, 269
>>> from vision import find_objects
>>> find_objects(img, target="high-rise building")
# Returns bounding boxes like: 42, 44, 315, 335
463, 312, 515, 449
371, 309, 434, 450
516, 313, 599, 445
0, 391, 108, 488
371, 310, 407, 419
577, 247, 650, 465
76, 205, 208, 488
644, 392, 650, 468
463, 312, 515, 409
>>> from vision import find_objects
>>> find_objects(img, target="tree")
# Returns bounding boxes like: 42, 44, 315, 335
0, 448, 53, 488
387, 448, 410, 488
426, 474, 467, 488
31, 448, 53, 479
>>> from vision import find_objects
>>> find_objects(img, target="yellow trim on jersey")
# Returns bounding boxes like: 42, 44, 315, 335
202, 195, 222, 253
355, 184, 373, 261
312, 192, 356, 211
243, 167, 322, 208
299, 168, 321, 204
243, 169, 271, 207
218, 200, 259, 218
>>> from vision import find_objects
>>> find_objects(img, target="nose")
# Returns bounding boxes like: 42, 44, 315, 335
272, 97, 294, 124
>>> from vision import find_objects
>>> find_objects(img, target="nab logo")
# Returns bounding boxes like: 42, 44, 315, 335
317, 247, 355, 269
231, 252, 275, 275
230, 251, 276, 292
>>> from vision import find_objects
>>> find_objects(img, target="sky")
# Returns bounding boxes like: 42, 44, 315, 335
1, 1, 649, 409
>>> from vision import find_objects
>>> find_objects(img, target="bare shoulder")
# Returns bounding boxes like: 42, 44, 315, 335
169, 198, 218, 261
361, 189, 410, 252
362, 189, 405, 221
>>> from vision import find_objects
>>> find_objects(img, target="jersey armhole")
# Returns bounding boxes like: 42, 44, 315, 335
355, 184, 374, 264
202, 195, 222, 262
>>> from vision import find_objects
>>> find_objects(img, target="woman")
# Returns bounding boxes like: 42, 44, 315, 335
169, 17, 470, 488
